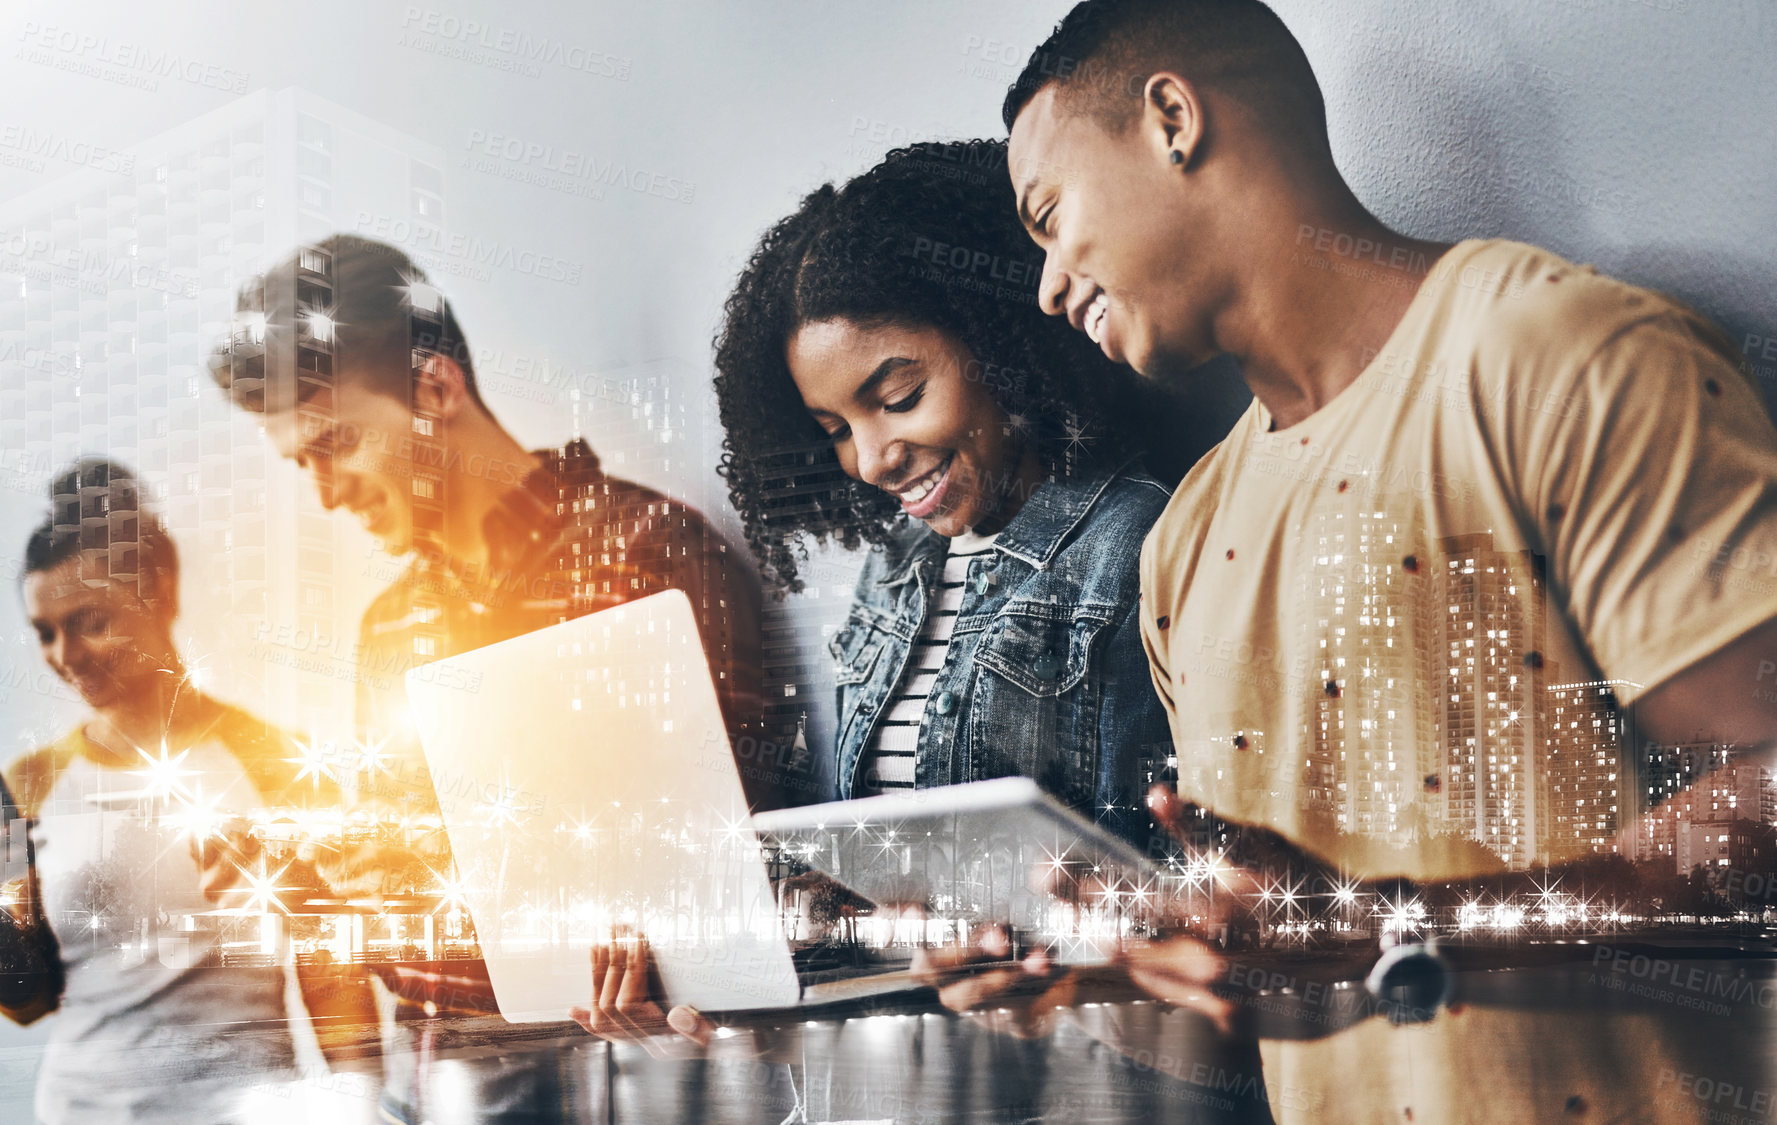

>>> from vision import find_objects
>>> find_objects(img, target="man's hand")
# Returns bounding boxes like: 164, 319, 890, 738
570, 938, 714, 1059
916, 783, 1261, 1038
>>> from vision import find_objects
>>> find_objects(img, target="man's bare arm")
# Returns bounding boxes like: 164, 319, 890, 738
1631, 616, 1777, 751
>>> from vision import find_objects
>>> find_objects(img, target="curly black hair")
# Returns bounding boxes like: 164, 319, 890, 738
714, 139, 1195, 595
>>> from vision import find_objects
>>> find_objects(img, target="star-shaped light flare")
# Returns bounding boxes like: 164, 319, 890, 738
286, 737, 339, 789
230, 856, 295, 915
133, 740, 199, 803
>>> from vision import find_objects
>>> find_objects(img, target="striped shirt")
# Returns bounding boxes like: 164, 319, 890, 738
858, 530, 1000, 795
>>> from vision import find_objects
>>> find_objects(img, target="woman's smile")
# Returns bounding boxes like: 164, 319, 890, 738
787, 318, 1036, 539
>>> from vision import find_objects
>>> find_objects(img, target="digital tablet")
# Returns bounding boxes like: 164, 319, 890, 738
751, 777, 1161, 963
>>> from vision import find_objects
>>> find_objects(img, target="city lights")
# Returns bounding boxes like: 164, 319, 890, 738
162, 782, 228, 845
285, 737, 338, 788
132, 740, 199, 802
230, 857, 295, 916
302, 308, 336, 343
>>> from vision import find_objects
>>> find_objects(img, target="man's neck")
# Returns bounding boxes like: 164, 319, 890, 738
433, 412, 540, 573
1214, 200, 1454, 431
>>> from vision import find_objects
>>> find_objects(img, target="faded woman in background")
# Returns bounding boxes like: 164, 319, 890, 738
0, 459, 356, 1124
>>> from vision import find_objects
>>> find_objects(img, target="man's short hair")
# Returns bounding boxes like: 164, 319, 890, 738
207, 233, 483, 415
1002, 0, 1326, 150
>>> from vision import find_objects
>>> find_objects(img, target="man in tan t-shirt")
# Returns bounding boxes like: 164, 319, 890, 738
967, 1, 1777, 1121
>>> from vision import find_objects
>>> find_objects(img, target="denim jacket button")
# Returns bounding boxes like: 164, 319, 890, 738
1033, 651, 1061, 680
971, 572, 990, 595
934, 690, 957, 716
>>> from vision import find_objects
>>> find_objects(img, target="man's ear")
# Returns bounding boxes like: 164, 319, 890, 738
413, 354, 472, 422
1143, 72, 1206, 170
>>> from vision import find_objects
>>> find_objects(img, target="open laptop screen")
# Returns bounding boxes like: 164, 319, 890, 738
405, 591, 800, 1020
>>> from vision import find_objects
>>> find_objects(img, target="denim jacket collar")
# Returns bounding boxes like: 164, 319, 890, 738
872, 454, 1141, 587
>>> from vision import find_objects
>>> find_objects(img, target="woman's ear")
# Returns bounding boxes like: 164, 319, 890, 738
145, 567, 180, 632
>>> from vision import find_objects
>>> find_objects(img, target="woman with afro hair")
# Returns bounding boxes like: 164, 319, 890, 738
713, 139, 1221, 845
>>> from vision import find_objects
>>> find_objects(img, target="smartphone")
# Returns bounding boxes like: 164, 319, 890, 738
1, 774, 27, 886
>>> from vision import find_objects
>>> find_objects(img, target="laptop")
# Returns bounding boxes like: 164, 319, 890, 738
405, 590, 801, 1019
404, 590, 1154, 1023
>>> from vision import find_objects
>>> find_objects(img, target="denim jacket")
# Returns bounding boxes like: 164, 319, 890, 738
827, 459, 1174, 846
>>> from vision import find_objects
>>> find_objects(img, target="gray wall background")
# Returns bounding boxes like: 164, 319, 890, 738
1, 0, 1772, 1073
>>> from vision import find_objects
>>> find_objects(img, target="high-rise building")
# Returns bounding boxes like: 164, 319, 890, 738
1306, 506, 1438, 854
1541, 679, 1638, 862
0, 87, 448, 744
1632, 743, 1777, 873
1421, 533, 1547, 869
1301, 516, 1574, 870
743, 436, 861, 801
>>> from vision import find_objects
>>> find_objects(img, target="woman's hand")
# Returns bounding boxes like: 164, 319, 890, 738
912, 924, 1077, 1039
570, 938, 716, 1059
912, 923, 1234, 1038
191, 820, 261, 905
1, 778, 34, 926
1112, 934, 1233, 1034
314, 841, 437, 897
